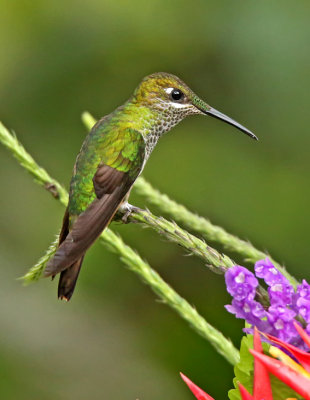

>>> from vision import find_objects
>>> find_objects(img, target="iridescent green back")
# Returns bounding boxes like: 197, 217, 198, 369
68, 114, 145, 218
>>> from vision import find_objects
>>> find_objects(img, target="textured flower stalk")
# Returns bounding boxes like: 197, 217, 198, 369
125, 207, 235, 272
133, 176, 297, 284
117, 207, 269, 306
1, 121, 239, 366
0, 122, 68, 204
22, 236, 59, 284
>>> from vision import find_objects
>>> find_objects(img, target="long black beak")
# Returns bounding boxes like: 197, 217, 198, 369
200, 106, 258, 140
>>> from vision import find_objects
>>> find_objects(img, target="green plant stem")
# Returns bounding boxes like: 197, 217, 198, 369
125, 208, 235, 272
81, 112, 297, 287
0, 122, 68, 204
118, 207, 269, 307
100, 229, 240, 365
134, 178, 297, 287
22, 236, 59, 284
1, 120, 239, 365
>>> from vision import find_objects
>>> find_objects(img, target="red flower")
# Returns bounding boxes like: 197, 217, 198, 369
250, 322, 310, 400
252, 328, 273, 400
181, 323, 310, 399
180, 373, 214, 400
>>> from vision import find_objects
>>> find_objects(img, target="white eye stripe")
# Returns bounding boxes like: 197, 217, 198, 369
157, 98, 188, 108
170, 102, 189, 109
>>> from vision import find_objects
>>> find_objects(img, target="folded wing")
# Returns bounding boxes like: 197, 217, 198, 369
44, 128, 145, 299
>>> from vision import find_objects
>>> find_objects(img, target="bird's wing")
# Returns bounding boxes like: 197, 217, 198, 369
45, 128, 145, 277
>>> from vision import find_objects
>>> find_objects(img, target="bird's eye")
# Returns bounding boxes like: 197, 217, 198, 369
170, 89, 184, 102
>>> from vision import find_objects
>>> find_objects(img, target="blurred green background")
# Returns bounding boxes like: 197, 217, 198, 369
1, 0, 310, 398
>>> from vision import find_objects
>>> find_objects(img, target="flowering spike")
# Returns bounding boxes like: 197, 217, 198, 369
180, 373, 214, 400
225, 261, 310, 349
250, 349, 310, 400
238, 383, 253, 400
294, 321, 310, 349
253, 329, 273, 400
265, 330, 310, 373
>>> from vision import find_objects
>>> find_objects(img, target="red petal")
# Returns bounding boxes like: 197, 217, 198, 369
238, 383, 254, 400
253, 329, 273, 400
265, 331, 310, 373
180, 373, 215, 400
250, 349, 310, 400
294, 321, 310, 349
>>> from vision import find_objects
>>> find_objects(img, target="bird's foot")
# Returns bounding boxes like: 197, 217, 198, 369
118, 202, 141, 224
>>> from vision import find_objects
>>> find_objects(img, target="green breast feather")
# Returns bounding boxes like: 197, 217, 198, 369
68, 121, 145, 218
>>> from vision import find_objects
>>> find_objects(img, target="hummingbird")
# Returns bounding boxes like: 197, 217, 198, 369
45, 72, 257, 300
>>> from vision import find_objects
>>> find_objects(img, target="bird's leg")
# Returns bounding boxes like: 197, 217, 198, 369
118, 202, 142, 224
114, 189, 141, 223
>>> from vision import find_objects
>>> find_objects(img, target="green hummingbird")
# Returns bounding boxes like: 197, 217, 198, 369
45, 72, 257, 300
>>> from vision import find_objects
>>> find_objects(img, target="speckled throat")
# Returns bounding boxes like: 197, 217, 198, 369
136, 101, 201, 160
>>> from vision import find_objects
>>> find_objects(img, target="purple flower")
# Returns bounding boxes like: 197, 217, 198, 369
225, 259, 310, 349
295, 280, 310, 323
297, 280, 310, 298
255, 258, 295, 306
225, 266, 258, 301
295, 297, 310, 322
225, 297, 270, 334
267, 304, 297, 342
255, 258, 290, 286
268, 282, 294, 306
225, 298, 265, 321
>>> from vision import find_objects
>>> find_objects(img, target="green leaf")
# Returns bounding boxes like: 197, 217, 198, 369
228, 335, 254, 400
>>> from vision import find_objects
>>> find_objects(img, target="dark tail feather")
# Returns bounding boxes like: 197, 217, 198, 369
58, 255, 85, 301
59, 207, 70, 244
51, 207, 69, 282
45, 184, 130, 277
50, 207, 85, 301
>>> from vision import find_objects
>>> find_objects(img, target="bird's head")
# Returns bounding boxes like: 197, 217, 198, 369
133, 72, 257, 140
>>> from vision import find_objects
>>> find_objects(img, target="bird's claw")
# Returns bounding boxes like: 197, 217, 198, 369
118, 202, 141, 224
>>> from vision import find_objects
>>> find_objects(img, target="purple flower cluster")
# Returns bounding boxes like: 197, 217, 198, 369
225, 258, 310, 349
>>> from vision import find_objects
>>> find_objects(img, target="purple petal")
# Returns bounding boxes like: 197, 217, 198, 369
255, 258, 291, 287
268, 283, 294, 306
225, 266, 258, 301
298, 280, 310, 298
